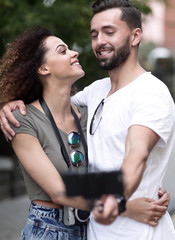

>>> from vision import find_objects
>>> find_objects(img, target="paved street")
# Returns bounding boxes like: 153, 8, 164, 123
0, 194, 175, 240
0, 195, 29, 240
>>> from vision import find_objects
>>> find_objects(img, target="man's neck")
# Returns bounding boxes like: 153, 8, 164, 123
107, 61, 145, 97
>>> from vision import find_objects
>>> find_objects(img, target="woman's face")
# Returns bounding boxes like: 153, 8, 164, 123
40, 36, 85, 83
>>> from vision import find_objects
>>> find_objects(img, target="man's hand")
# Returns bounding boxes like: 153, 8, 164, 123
0, 100, 26, 140
93, 195, 119, 225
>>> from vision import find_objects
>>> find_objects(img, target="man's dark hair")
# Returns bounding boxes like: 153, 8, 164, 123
92, 0, 142, 31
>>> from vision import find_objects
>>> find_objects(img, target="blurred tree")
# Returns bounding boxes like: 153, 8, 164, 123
0, 0, 168, 88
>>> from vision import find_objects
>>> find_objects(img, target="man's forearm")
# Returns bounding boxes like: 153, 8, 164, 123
121, 150, 147, 200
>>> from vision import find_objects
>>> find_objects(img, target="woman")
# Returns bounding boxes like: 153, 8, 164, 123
0, 27, 168, 239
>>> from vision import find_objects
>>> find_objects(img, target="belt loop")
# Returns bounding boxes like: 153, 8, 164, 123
58, 209, 63, 222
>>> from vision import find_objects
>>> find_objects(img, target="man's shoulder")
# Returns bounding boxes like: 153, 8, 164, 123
138, 72, 170, 93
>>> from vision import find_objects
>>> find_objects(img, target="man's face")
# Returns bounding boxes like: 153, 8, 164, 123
90, 8, 131, 70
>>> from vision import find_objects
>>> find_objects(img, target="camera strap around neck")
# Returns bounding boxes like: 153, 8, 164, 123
39, 96, 88, 170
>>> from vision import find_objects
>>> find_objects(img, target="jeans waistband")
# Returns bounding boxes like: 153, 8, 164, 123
29, 202, 64, 222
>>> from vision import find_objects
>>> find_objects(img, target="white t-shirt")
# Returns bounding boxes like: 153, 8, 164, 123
72, 72, 175, 240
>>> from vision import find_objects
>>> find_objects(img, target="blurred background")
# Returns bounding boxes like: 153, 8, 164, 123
0, 0, 175, 239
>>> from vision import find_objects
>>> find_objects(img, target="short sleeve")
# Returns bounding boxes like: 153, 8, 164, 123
130, 91, 175, 147
71, 87, 89, 106
10, 108, 38, 138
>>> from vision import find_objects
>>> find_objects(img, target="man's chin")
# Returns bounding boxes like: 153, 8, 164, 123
98, 61, 114, 71
98, 60, 108, 69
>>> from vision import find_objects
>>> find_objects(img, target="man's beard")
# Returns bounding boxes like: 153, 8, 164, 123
96, 36, 130, 71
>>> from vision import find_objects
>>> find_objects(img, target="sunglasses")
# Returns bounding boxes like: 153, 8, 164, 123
89, 99, 104, 135
68, 131, 84, 167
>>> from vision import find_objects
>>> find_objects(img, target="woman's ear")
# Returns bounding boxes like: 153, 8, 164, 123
37, 65, 49, 76
131, 28, 142, 47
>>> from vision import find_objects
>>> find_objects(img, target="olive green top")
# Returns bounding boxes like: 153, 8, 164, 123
10, 104, 88, 202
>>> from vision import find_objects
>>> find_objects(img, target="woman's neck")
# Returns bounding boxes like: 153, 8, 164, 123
32, 87, 80, 133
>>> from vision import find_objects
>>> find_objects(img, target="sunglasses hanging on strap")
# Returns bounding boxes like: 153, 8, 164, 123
39, 96, 88, 170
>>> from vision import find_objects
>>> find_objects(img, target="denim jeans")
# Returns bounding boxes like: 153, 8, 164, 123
20, 203, 87, 240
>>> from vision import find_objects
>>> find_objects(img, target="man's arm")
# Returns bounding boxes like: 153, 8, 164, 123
93, 188, 169, 226
71, 89, 88, 106
93, 125, 160, 225
0, 100, 26, 140
122, 125, 160, 199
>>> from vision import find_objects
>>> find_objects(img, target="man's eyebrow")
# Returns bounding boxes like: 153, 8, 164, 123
55, 44, 67, 52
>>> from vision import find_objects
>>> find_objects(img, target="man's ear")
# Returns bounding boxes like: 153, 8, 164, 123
37, 65, 49, 76
131, 28, 142, 47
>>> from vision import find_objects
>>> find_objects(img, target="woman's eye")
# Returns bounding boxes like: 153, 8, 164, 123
60, 49, 66, 54
58, 47, 67, 54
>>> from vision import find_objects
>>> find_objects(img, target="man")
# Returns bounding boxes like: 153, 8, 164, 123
0, 0, 175, 239
72, 0, 175, 239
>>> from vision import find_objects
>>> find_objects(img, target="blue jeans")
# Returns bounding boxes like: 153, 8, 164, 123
20, 203, 87, 240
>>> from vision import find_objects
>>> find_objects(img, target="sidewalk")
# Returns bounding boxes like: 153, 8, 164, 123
0, 195, 175, 240
0, 195, 29, 240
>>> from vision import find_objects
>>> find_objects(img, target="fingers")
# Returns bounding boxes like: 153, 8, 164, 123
96, 201, 104, 214
16, 101, 26, 116
143, 209, 163, 226
158, 187, 167, 196
149, 218, 159, 227
93, 196, 119, 225
0, 122, 13, 141
156, 190, 170, 208
0, 110, 16, 140
0, 100, 26, 140
152, 202, 167, 215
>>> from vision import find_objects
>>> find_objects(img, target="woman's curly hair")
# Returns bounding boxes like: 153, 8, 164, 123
0, 26, 53, 105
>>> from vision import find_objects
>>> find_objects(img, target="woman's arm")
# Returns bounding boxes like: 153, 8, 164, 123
93, 190, 169, 226
11, 132, 91, 210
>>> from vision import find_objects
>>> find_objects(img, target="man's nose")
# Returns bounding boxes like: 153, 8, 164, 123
96, 33, 107, 46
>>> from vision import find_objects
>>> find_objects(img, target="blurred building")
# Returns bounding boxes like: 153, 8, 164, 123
143, 0, 175, 52
142, 1, 175, 213
142, 0, 175, 100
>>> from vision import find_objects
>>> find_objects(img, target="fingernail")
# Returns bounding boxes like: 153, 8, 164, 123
97, 203, 104, 214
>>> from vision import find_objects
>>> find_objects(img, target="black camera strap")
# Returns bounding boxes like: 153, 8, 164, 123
39, 96, 88, 170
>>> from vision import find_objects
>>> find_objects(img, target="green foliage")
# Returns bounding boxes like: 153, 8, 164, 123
0, 0, 166, 88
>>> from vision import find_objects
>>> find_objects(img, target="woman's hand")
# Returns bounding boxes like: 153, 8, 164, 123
0, 100, 26, 140
157, 187, 170, 208
123, 195, 167, 226
92, 188, 170, 226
